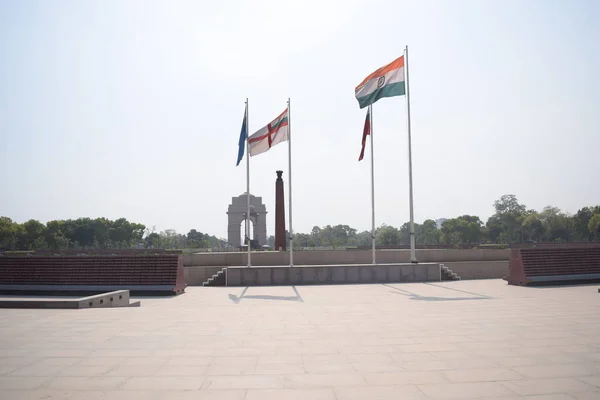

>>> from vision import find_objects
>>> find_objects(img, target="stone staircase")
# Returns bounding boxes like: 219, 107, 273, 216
201, 265, 460, 286
440, 264, 461, 281
202, 268, 227, 286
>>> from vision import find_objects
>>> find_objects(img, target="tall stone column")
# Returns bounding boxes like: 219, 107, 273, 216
274, 170, 286, 251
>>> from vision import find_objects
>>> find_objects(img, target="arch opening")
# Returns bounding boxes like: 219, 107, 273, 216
240, 219, 256, 246
227, 193, 268, 249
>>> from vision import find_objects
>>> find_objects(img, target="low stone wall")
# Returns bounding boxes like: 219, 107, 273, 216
183, 249, 509, 267
226, 263, 441, 286
442, 261, 508, 280
183, 260, 508, 286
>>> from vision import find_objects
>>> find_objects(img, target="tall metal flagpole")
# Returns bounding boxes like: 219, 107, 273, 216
287, 98, 294, 267
245, 98, 252, 267
369, 104, 376, 265
404, 46, 418, 263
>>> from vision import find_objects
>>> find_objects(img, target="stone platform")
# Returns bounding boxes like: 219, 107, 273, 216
0, 290, 140, 309
1, 280, 599, 399
226, 263, 441, 286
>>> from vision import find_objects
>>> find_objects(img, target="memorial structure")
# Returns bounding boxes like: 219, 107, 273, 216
274, 170, 286, 251
226, 193, 267, 248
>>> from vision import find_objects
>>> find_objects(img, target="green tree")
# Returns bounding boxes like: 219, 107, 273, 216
318, 225, 334, 247
485, 215, 504, 243
315, 225, 355, 248
310, 226, 322, 247
521, 213, 544, 242
206, 235, 228, 250
69, 218, 96, 248
441, 215, 484, 244
396, 222, 427, 245
398, 223, 411, 245
539, 206, 572, 242
92, 218, 112, 248
494, 194, 527, 215
376, 224, 401, 245
157, 229, 187, 249
0, 217, 21, 250
573, 206, 600, 241
330, 225, 357, 247
130, 223, 146, 244
588, 214, 600, 240
144, 232, 161, 248
419, 219, 441, 245
109, 218, 145, 248
21, 219, 47, 250
293, 232, 311, 249
45, 220, 73, 250
486, 194, 527, 243
186, 229, 207, 248
354, 230, 373, 247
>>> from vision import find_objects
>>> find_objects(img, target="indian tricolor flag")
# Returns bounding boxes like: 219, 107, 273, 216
248, 108, 289, 157
355, 55, 405, 109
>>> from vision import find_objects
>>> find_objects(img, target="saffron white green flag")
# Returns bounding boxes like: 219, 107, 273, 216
355, 55, 405, 109
248, 109, 289, 156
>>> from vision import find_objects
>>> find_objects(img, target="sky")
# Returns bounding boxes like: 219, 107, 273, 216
1, 0, 599, 240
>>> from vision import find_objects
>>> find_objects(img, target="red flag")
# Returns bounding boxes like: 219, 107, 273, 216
358, 106, 371, 161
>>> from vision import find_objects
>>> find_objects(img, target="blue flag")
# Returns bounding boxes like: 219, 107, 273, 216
236, 106, 247, 166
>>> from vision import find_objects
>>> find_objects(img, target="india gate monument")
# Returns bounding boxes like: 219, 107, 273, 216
226, 193, 268, 248
226, 171, 288, 249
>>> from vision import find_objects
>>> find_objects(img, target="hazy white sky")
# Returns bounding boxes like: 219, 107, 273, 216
1, 0, 599, 239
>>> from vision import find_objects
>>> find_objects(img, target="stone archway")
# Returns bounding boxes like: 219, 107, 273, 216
227, 193, 267, 248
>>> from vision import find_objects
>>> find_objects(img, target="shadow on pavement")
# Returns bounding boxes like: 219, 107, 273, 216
228, 286, 304, 303
383, 283, 493, 302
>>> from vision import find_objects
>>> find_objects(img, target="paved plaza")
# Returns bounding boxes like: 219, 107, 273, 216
1, 279, 599, 399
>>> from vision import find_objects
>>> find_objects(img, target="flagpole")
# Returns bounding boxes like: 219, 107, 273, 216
404, 46, 418, 263
369, 104, 376, 265
287, 98, 294, 267
245, 98, 251, 267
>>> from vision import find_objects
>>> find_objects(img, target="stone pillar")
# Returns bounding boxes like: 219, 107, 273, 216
256, 213, 268, 246
274, 170, 286, 251
227, 212, 243, 247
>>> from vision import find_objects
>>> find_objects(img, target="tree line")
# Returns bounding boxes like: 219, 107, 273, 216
143, 228, 227, 250
0, 217, 226, 251
2, 195, 599, 252
290, 195, 600, 248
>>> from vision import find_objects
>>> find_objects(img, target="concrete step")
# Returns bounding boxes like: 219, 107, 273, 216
202, 268, 228, 287
440, 264, 461, 281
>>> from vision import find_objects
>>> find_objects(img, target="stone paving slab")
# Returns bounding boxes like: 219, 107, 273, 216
1, 279, 599, 399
